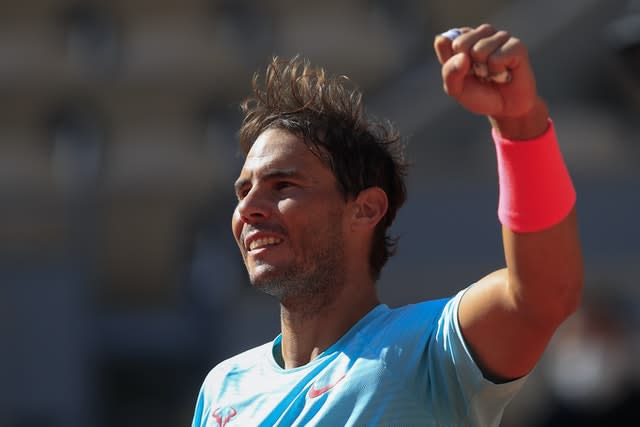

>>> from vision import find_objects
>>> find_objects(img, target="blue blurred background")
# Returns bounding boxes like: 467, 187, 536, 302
1, 0, 639, 426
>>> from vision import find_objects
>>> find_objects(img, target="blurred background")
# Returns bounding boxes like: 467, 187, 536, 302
1, 0, 639, 426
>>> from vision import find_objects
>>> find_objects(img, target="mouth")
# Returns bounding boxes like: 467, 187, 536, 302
246, 236, 283, 252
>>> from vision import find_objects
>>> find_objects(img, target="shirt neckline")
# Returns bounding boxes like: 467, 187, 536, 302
269, 303, 388, 371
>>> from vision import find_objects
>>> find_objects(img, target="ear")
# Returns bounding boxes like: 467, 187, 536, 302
351, 187, 388, 231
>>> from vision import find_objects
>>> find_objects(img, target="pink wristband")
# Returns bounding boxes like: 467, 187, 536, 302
493, 119, 576, 233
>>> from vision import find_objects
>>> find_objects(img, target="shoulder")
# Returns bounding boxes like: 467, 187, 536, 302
352, 297, 454, 356
397, 296, 452, 317
385, 296, 453, 330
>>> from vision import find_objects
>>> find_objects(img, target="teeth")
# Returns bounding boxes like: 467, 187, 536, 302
249, 237, 282, 250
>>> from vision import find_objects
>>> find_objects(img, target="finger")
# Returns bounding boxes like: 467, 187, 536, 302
441, 52, 470, 97
486, 36, 527, 82
470, 62, 511, 84
451, 23, 498, 54
472, 62, 489, 79
469, 30, 511, 65
469, 30, 512, 84
434, 27, 472, 65
486, 36, 527, 72
488, 70, 512, 84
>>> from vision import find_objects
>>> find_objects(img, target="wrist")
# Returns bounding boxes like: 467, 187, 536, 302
493, 119, 576, 232
489, 96, 549, 140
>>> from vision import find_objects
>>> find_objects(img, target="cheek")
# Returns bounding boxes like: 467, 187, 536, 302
277, 199, 307, 227
231, 209, 243, 245
282, 201, 339, 240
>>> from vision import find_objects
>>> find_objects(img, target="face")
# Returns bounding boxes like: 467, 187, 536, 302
232, 128, 350, 304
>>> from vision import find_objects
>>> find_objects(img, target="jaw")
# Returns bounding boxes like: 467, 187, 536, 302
247, 261, 278, 281
245, 254, 290, 289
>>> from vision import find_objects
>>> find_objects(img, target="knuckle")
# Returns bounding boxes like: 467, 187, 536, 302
513, 39, 529, 56
433, 36, 447, 50
470, 43, 484, 57
478, 23, 496, 33
495, 30, 511, 43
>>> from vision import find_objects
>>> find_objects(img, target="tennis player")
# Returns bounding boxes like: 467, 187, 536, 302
192, 23, 583, 426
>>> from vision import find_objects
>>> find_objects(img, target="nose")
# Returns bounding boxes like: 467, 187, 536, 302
236, 187, 272, 224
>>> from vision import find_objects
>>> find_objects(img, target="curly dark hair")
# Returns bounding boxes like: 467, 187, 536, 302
239, 55, 408, 280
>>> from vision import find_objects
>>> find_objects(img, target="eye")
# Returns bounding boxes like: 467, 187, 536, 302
275, 181, 294, 191
236, 187, 250, 200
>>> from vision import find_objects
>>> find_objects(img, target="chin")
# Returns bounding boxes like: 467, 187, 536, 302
250, 279, 287, 299
248, 266, 278, 285
249, 267, 294, 297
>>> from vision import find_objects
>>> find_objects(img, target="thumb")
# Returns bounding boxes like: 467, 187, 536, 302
441, 52, 469, 97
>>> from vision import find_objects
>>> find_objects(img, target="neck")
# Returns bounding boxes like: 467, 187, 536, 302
277, 278, 379, 369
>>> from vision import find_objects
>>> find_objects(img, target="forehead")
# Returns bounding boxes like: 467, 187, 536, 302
238, 128, 331, 179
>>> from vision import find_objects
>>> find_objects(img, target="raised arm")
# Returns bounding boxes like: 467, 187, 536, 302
434, 24, 584, 381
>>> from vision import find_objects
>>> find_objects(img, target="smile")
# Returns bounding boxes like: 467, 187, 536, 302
248, 237, 283, 251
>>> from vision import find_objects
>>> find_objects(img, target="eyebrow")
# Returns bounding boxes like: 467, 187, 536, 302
234, 168, 302, 193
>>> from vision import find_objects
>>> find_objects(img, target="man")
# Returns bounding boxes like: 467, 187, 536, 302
192, 23, 583, 426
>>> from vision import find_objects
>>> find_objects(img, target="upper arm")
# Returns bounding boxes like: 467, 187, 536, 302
458, 208, 583, 382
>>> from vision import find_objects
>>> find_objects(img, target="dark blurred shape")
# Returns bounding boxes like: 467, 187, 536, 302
208, 0, 273, 66
367, 0, 430, 57
604, 3, 640, 106
536, 287, 640, 427
61, 2, 122, 77
47, 101, 107, 196
2, 262, 93, 427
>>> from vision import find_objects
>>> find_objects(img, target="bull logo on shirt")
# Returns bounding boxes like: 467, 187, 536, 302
212, 407, 237, 427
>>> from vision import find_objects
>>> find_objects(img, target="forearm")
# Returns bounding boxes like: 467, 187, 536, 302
456, 115, 583, 380
493, 106, 584, 325
440, 23, 585, 380
502, 208, 583, 326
